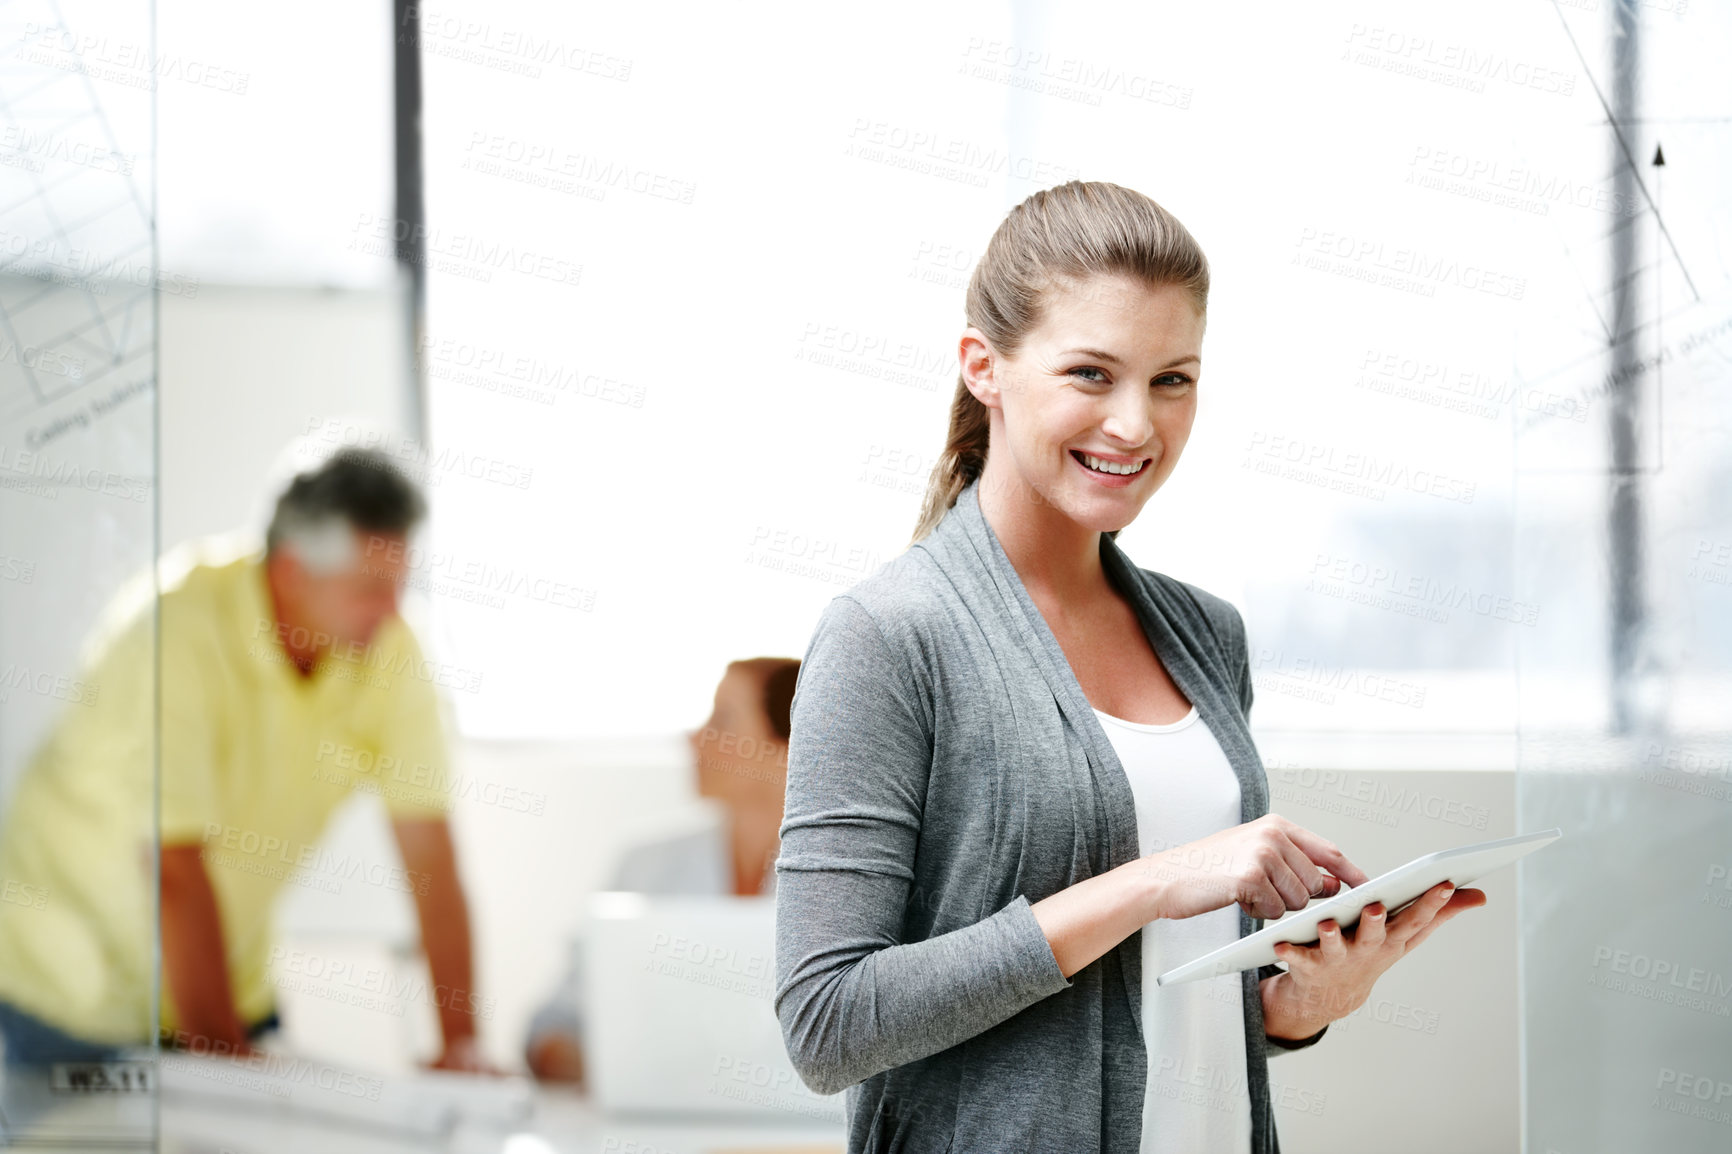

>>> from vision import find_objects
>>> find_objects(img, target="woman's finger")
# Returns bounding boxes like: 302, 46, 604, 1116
1406, 889, 1486, 945
1264, 847, 1318, 913
1238, 872, 1285, 921
1316, 919, 1348, 965
1283, 823, 1370, 888
1389, 884, 1453, 944
1354, 902, 1388, 948
1273, 834, 1336, 907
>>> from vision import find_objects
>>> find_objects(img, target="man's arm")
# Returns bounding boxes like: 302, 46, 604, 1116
159, 844, 256, 1055
391, 817, 486, 1070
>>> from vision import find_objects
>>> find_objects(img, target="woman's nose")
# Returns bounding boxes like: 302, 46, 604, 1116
1102, 392, 1154, 446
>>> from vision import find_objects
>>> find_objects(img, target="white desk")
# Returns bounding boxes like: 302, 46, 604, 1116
159, 1088, 846, 1154
1, 1064, 844, 1153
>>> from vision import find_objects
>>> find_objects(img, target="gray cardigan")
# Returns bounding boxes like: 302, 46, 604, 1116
774, 477, 1325, 1153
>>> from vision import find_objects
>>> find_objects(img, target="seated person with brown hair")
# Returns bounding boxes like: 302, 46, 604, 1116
524, 657, 799, 1086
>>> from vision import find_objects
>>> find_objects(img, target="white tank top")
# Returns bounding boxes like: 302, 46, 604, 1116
1092, 704, 1253, 1154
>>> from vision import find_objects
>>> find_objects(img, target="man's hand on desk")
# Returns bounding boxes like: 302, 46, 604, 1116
165, 1033, 264, 1062
428, 1033, 503, 1075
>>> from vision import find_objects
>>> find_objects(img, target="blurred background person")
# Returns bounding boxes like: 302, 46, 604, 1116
522, 656, 799, 1087
0, 447, 488, 1071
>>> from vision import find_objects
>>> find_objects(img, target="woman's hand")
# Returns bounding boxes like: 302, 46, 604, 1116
1143, 814, 1369, 922
525, 1031, 587, 1087
1261, 881, 1488, 1039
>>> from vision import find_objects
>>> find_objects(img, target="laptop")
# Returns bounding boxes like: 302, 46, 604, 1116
584, 891, 845, 1125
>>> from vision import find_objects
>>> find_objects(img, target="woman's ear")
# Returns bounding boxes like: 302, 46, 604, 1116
959, 328, 1002, 410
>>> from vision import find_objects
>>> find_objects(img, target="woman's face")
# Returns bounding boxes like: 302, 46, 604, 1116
963, 273, 1204, 533
687, 666, 787, 805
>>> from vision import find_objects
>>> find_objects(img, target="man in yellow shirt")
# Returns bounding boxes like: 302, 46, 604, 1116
0, 447, 486, 1070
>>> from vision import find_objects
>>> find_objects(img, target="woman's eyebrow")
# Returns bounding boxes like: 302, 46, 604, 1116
1058, 347, 1124, 365
1058, 347, 1201, 370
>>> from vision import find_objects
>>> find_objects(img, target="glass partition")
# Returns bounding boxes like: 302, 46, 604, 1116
0, 0, 157, 1145
1516, 3, 1732, 1152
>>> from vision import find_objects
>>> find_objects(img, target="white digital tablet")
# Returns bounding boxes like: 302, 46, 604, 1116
1153, 827, 1564, 986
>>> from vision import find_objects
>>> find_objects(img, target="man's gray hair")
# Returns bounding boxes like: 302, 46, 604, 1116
265, 448, 427, 574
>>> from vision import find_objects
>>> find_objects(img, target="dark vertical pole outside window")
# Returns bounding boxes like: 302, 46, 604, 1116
1606, 0, 1643, 735
394, 0, 428, 443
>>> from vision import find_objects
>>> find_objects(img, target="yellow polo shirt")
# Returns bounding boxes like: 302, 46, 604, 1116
0, 532, 457, 1045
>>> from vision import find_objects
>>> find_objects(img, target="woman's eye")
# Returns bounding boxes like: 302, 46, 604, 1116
1154, 374, 1193, 388
1069, 367, 1108, 383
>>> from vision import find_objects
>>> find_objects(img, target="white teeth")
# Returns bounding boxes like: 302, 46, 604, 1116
1080, 452, 1144, 476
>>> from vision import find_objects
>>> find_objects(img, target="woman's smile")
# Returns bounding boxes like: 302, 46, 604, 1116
1069, 447, 1151, 487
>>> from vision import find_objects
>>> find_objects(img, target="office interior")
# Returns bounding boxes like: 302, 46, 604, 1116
0, 1, 1727, 1151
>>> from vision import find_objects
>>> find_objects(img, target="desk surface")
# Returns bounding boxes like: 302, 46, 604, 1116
0, 1067, 845, 1154
0, 1053, 848, 1150
160, 1089, 847, 1154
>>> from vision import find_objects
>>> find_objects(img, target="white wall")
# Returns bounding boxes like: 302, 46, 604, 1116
159, 282, 411, 551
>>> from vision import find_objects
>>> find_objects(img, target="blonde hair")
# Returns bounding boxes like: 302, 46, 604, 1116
910, 181, 1209, 544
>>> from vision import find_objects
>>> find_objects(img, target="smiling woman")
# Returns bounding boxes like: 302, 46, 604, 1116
773, 181, 1481, 1154
910, 181, 1210, 548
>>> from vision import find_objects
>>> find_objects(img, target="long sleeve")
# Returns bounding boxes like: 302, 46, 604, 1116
773, 594, 1073, 1097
